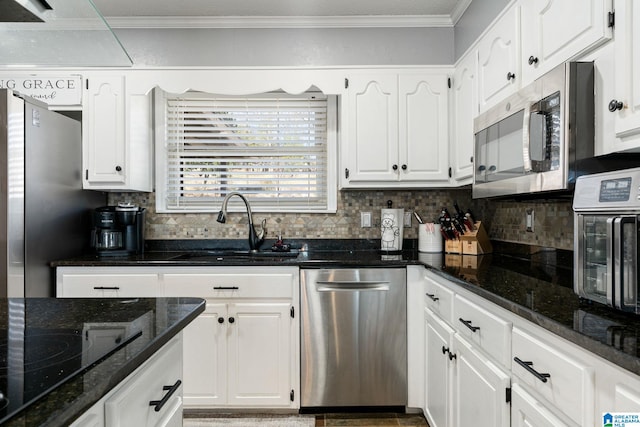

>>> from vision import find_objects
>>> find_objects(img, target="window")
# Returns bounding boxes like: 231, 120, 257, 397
155, 90, 337, 213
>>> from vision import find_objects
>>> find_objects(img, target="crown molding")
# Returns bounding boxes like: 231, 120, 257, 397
105, 15, 456, 29
450, 0, 473, 25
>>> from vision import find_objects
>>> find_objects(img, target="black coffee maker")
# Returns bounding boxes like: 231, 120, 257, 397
90, 204, 145, 256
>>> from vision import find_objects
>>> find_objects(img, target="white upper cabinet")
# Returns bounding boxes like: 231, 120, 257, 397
344, 74, 399, 183
609, 0, 640, 146
83, 76, 126, 186
83, 74, 153, 192
520, 0, 612, 86
477, 5, 521, 113
341, 71, 450, 188
450, 52, 478, 183
399, 74, 450, 182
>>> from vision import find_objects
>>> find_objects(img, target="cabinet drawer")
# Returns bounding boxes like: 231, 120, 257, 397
105, 335, 183, 427
453, 294, 511, 367
512, 327, 594, 426
164, 272, 294, 299
424, 275, 453, 324
58, 273, 159, 297
511, 383, 575, 427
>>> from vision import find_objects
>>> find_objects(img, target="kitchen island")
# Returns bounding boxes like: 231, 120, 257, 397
0, 297, 205, 426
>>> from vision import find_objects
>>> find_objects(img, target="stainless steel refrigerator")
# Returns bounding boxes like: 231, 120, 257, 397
0, 89, 105, 297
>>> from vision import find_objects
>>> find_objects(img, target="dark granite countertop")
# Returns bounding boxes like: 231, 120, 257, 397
0, 297, 205, 427
51, 239, 640, 377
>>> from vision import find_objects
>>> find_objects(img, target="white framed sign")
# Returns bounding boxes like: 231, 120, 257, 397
0, 76, 82, 106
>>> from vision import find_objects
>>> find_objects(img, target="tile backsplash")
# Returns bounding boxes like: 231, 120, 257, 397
109, 189, 575, 250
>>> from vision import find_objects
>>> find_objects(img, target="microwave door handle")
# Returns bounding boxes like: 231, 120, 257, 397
522, 103, 532, 172
614, 217, 637, 311
606, 217, 616, 307
613, 217, 625, 309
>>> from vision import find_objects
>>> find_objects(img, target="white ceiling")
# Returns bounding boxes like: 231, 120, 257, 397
92, 0, 472, 29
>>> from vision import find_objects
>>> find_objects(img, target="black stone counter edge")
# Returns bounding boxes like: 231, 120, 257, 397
5, 298, 206, 427
51, 238, 640, 378
426, 268, 640, 377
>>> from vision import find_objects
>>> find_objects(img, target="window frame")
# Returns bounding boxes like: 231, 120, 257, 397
154, 88, 338, 214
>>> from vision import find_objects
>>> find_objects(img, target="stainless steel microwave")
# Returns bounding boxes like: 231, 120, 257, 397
472, 62, 595, 199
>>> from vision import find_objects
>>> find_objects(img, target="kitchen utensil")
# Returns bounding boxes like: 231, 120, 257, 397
413, 211, 424, 224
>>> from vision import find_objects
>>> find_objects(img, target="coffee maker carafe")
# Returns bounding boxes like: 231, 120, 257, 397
91, 204, 145, 256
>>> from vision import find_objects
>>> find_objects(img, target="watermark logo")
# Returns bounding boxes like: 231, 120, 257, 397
604, 413, 640, 427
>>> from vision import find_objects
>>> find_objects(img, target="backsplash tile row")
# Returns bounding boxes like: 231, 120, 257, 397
108, 190, 575, 250
109, 190, 474, 242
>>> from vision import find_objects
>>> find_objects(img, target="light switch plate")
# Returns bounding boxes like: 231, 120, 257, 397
404, 211, 412, 228
361, 212, 372, 228
526, 209, 534, 232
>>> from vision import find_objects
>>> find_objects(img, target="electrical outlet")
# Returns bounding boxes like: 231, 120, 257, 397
526, 209, 534, 232
361, 212, 372, 228
404, 211, 412, 228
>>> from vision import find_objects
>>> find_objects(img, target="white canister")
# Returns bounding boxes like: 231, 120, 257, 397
419, 223, 443, 253
381, 208, 404, 251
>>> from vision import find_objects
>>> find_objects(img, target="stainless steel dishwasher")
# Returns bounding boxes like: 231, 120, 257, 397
301, 268, 407, 407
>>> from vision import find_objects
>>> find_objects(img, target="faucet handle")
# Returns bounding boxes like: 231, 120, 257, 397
257, 218, 267, 240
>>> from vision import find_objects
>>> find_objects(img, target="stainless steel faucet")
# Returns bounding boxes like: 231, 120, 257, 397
216, 192, 266, 252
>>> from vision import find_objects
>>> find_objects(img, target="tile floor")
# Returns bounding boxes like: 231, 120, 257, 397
313, 412, 430, 427
184, 412, 430, 427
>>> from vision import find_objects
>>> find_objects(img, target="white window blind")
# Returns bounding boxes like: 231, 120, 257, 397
158, 91, 335, 213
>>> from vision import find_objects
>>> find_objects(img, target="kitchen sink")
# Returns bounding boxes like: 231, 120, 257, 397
169, 249, 299, 261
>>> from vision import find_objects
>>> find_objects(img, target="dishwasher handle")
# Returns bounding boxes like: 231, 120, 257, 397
315, 281, 390, 291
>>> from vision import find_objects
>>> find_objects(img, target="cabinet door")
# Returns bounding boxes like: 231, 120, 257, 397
521, 0, 611, 85
477, 5, 520, 113
451, 52, 478, 183
227, 302, 293, 407
612, 0, 640, 140
452, 334, 511, 427
424, 309, 455, 427
182, 301, 227, 407
345, 75, 399, 183
398, 74, 449, 182
511, 383, 574, 427
83, 76, 126, 186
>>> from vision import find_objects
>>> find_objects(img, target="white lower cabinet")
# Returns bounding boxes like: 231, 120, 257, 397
417, 268, 640, 427
421, 269, 511, 427
163, 267, 299, 409
452, 334, 511, 427
179, 301, 226, 406
56, 265, 300, 410
424, 308, 454, 427
179, 299, 293, 407
511, 383, 573, 427
105, 334, 183, 427
71, 334, 183, 427
512, 327, 595, 426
